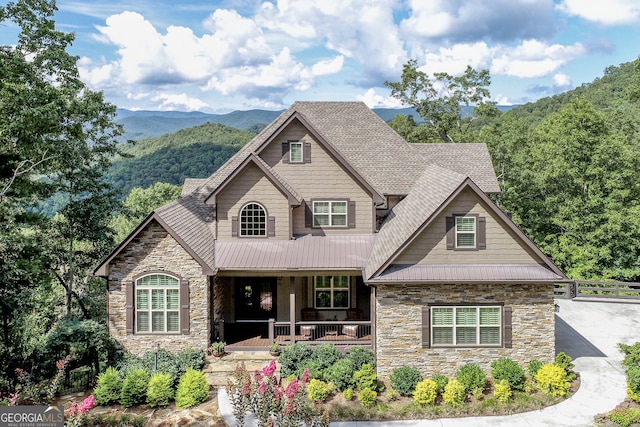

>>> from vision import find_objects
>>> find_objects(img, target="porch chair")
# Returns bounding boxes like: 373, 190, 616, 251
343, 308, 363, 339
300, 308, 319, 340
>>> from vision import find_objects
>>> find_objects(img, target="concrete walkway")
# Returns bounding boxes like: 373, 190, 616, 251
219, 299, 640, 427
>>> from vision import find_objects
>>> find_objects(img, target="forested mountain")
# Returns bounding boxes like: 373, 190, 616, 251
104, 122, 256, 196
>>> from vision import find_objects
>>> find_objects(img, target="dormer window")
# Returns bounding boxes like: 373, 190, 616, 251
240, 203, 266, 236
290, 141, 303, 163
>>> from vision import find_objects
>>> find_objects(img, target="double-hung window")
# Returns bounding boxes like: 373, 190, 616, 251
313, 201, 347, 227
289, 141, 303, 163
431, 306, 501, 346
455, 216, 476, 248
136, 274, 180, 333
314, 276, 350, 308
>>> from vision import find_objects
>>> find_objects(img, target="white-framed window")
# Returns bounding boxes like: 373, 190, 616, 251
289, 141, 303, 163
455, 216, 476, 248
314, 276, 350, 308
240, 203, 266, 236
431, 306, 501, 346
136, 274, 180, 333
313, 201, 347, 227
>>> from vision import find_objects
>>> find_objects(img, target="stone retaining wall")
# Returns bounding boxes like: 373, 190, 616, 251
107, 221, 210, 355
375, 283, 555, 381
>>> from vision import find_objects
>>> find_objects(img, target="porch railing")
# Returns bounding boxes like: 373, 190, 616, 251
271, 320, 372, 346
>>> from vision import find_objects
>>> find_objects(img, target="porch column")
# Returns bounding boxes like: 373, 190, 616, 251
289, 277, 296, 343
213, 276, 225, 342
370, 285, 376, 356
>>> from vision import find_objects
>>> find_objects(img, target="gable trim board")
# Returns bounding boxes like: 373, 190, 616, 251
367, 177, 567, 282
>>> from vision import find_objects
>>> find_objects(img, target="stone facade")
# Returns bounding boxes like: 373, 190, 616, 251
375, 283, 555, 381
107, 221, 210, 355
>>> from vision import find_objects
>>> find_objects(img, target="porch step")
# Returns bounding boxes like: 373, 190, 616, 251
203, 351, 280, 386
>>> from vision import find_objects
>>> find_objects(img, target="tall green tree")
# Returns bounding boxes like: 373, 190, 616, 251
0, 0, 123, 382
385, 59, 499, 143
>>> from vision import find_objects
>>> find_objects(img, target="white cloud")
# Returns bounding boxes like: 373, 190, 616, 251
151, 93, 209, 111
311, 56, 345, 76
493, 94, 516, 106
491, 40, 586, 78
556, 0, 640, 25
421, 42, 492, 75
356, 88, 404, 109
553, 72, 572, 87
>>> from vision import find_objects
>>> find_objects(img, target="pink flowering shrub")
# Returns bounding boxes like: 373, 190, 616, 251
65, 394, 95, 427
226, 359, 329, 427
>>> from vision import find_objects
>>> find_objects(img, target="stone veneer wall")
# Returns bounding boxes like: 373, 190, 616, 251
375, 283, 555, 381
107, 221, 210, 355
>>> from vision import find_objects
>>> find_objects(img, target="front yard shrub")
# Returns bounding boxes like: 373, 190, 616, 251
93, 367, 122, 406
278, 343, 313, 378
313, 344, 342, 372
175, 368, 209, 409
386, 388, 399, 402
347, 347, 374, 371
528, 360, 543, 377
358, 387, 377, 408
353, 363, 377, 392
84, 413, 146, 427
554, 352, 576, 381
493, 379, 512, 403
120, 369, 151, 408
535, 363, 570, 397
626, 366, 640, 402
390, 366, 422, 396
455, 364, 486, 393
413, 379, 437, 406
443, 379, 466, 407
146, 373, 174, 408
432, 374, 449, 395
326, 359, 355, 391
491, 358, 525, 391
308, 379, 329, 402
343, 388, 354, 401
609, 407, 640, 427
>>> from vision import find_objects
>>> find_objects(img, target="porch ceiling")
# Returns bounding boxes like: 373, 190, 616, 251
215, 234, 377, 271
369, 263, 569, 284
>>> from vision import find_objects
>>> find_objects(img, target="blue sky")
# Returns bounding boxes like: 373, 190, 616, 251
4, 0, 640, 113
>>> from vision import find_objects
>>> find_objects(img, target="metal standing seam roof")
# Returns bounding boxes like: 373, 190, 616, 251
365, 165, 469, 280
367, 264, 567, 283
214, 234, 377, 271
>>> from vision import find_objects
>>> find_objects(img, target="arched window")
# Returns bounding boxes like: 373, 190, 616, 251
240, 203, 266, 236
135, 274, 180, 333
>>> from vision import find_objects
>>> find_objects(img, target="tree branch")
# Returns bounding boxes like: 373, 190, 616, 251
0, 152, 54, 201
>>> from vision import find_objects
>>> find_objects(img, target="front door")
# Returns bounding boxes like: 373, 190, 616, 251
235, 277, 277, 321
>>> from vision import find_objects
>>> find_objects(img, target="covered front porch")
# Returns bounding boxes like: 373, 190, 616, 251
212, 274, 375, 351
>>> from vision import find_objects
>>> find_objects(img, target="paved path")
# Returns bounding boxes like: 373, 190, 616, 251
219, 299, 640, 427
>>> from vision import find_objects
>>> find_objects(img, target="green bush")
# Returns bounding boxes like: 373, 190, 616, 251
307, 379, 329, 402
353, 363, 377, 392
146, 373, 174, 408
555, 352, 576, 381
84, 413, 146, 427
620, 343, 640, 371
528, 360, 544, 378
358, 387, 377, 408
626, 366, 640, 402
455, 364, 486, 393
491, 358, 525, 391
413, 379, 437, 406
609, 407, 640, 427
326, 359, 355, 391
93, 367, 122, 406
535, 363, 570, 397
432, 374, 449, 395
347, 347, 374, 371
442, 379, 466, 407
175, 368, 209, 409
389, 366, 422, 396
301, 360, 325, 381
343, 388, 354, 401
278, 343, 314, 378
120, 369, 151, 408
493, 379, 512, 403
386, 388, 398, 402
312, 344, 342, 372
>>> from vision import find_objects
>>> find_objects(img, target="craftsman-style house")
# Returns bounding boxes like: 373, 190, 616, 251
95, 101, 568, 378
